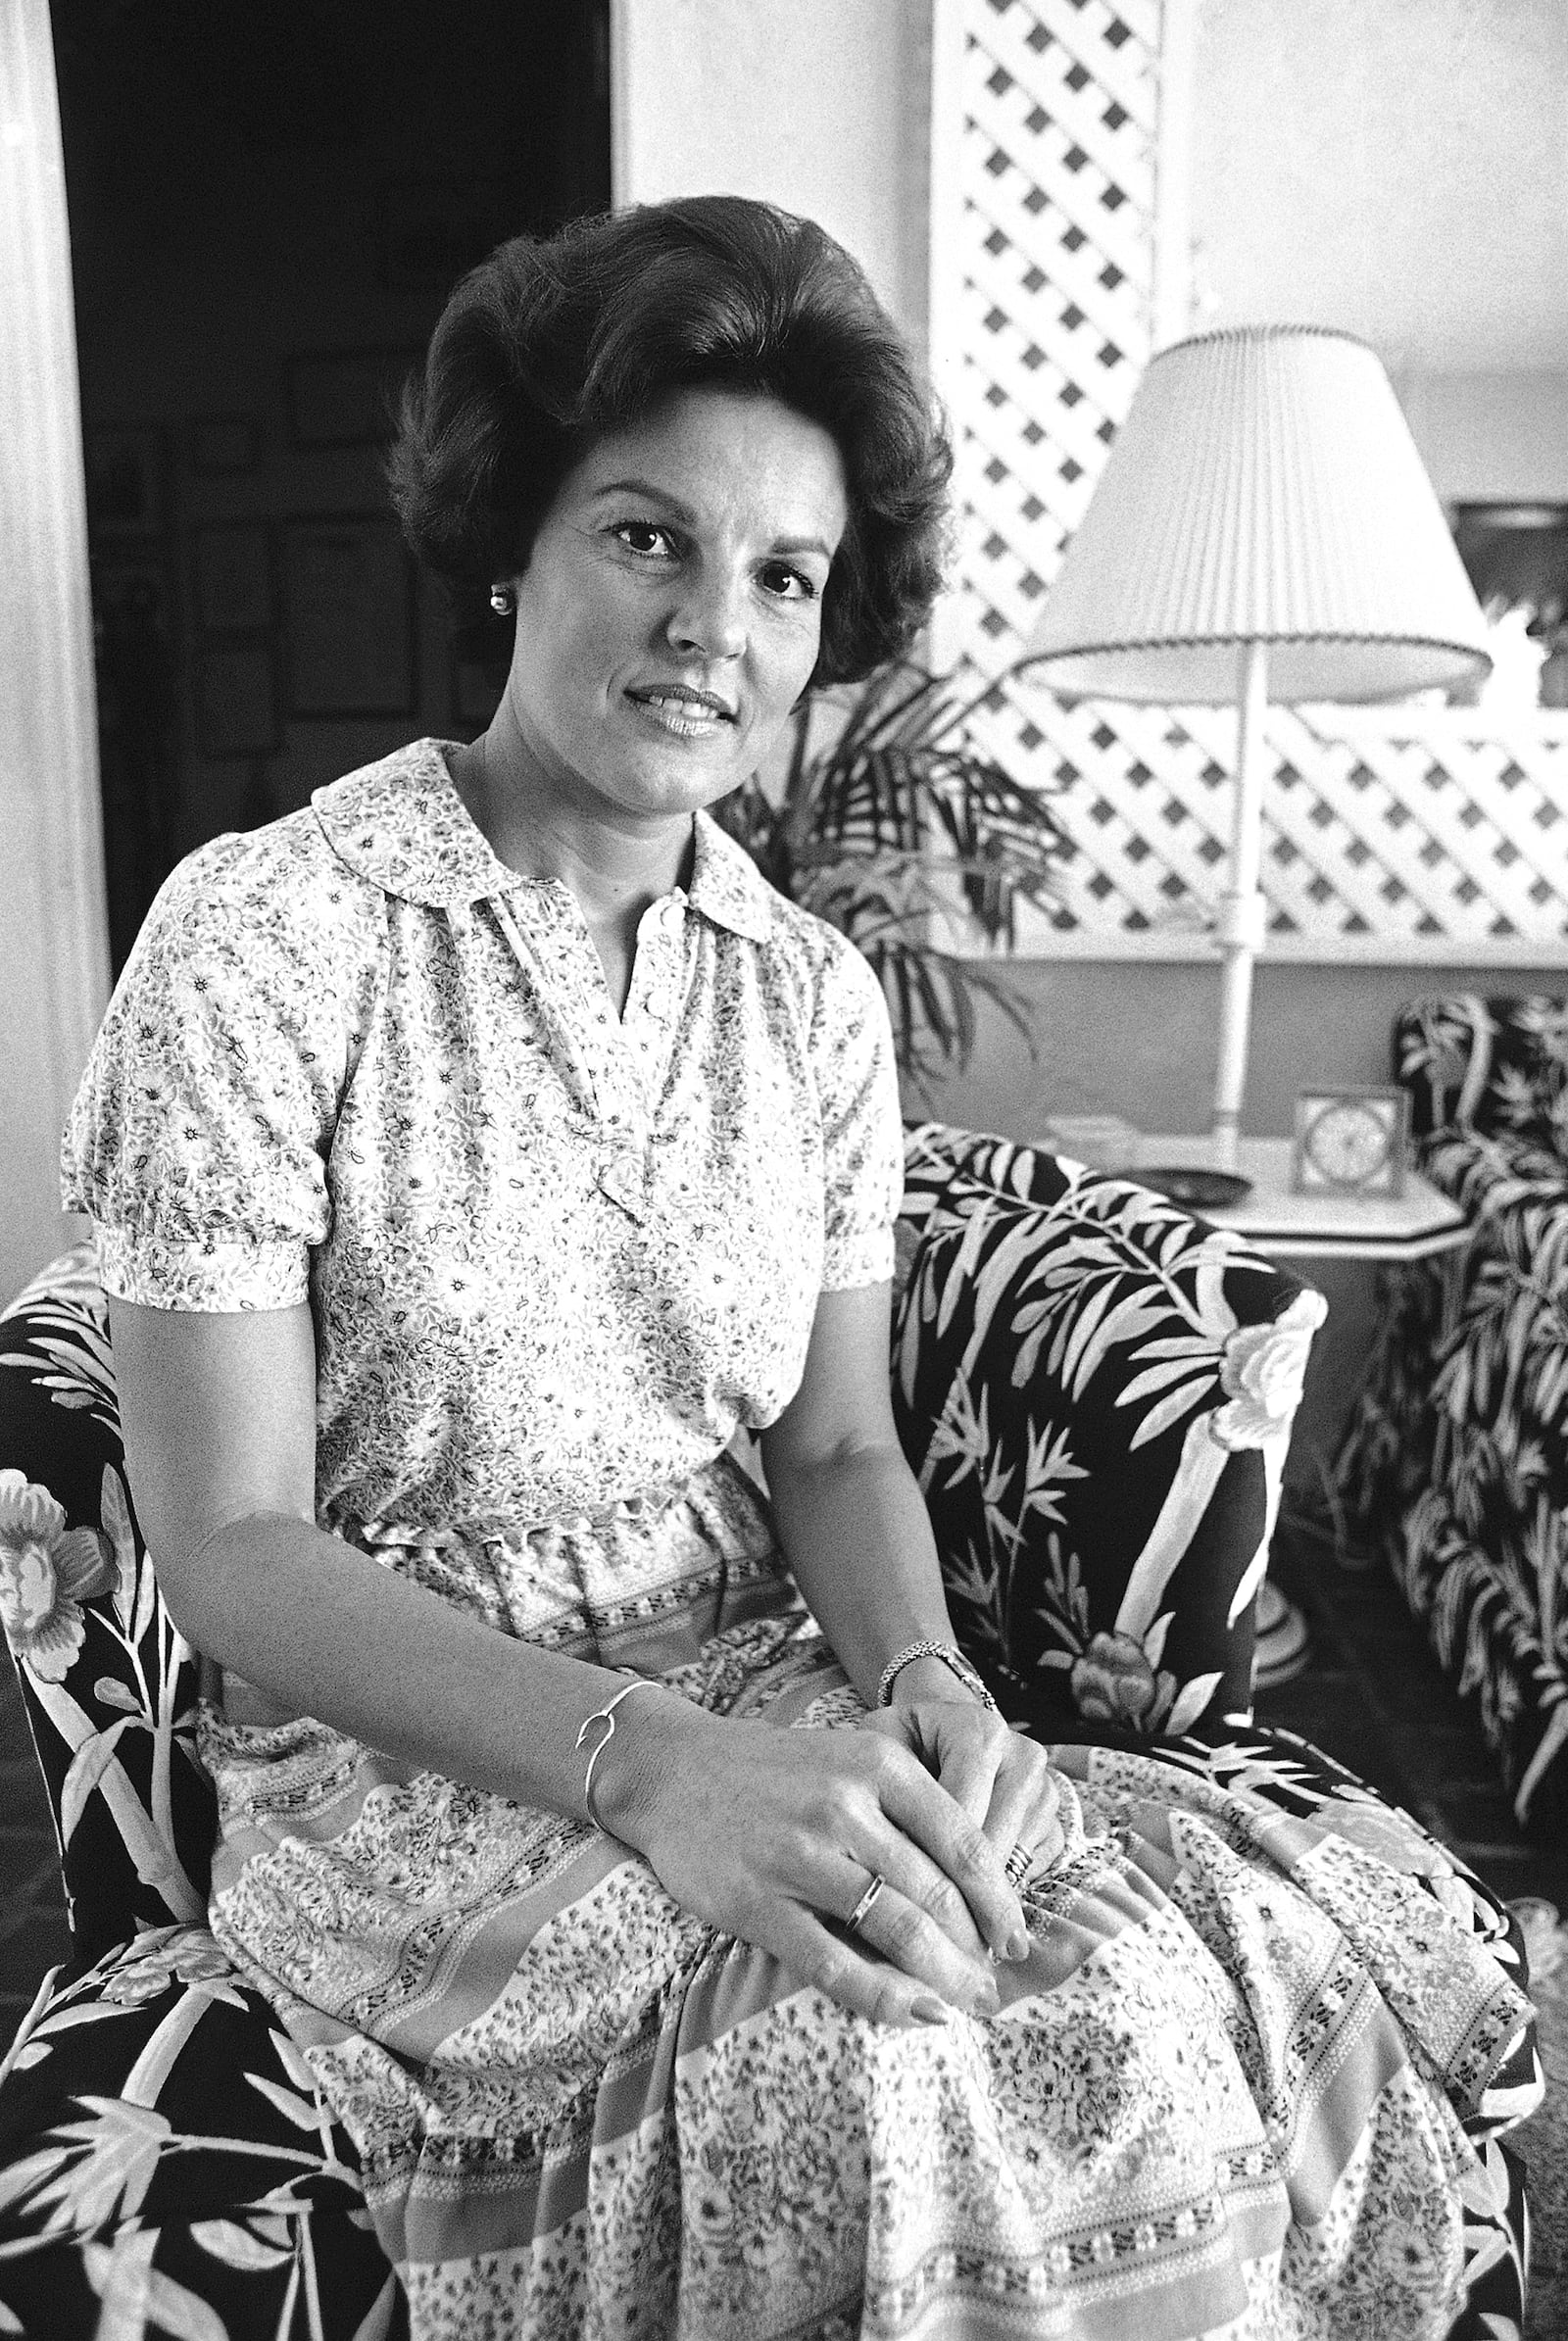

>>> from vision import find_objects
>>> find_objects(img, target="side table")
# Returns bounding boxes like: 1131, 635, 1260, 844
1132, 1137, 1471, 1683
1132, 1135, 1471, 1265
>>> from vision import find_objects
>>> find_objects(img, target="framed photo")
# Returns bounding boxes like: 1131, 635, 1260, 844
83, 426, 168, 538
195, 642, 281, 758
192, 522, 273, 633
284, 349, 420, 449
282, 515, 416, 716
1291, 1087, 1409, 1198
90, 550, 175, 637
188, 415, 262, 477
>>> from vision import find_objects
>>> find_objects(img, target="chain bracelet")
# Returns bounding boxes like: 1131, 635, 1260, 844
875, 1638, 1000, 1716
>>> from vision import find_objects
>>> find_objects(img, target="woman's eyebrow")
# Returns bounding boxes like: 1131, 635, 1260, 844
588, 476, 695, 515
770, 535, 836, 562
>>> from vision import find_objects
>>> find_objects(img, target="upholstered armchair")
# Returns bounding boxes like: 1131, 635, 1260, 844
1338, 993, 1568, 1830
0, 1120, 1536, 2338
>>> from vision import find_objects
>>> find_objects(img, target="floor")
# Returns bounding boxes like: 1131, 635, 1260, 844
1254, 1510, 1568, 1917
4, 1516, 1565, 2030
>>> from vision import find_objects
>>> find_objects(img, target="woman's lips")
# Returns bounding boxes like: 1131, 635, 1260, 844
624, 687, 736, 738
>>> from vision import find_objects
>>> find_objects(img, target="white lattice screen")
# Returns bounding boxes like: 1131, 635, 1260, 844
935, 0, 1568, 961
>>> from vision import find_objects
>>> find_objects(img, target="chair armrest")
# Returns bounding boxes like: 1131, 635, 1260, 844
894, 1124, 1322, 1740
1420, 1122, 1568, 1217
0, 1249, 216, 1965
1396, 993, 1568, 1148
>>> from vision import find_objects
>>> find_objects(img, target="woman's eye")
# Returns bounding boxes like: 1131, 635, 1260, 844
760, 563, 817, 602
613, 521, 677, 560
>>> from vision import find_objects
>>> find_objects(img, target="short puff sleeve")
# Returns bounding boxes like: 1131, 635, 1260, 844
62, 825, 380, 1311
811, 935, 905, 1291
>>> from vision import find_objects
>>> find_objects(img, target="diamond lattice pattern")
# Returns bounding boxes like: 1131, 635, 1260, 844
947, 0, 1568, 954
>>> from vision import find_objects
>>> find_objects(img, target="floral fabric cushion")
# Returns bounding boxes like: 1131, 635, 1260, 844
0, 1925, 401, 2340
1338, 1121, 1568, 1828
1396, 993, 1568, 1150
0, 1249, 216, 1967
892, 1125, 1324, 1740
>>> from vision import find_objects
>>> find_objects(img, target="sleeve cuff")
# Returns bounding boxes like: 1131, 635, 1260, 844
93, 1222, 311, 1312
820, 1224, 896, 1292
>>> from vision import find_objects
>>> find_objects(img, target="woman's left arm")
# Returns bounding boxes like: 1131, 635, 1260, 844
760, 1281, 1063, 1870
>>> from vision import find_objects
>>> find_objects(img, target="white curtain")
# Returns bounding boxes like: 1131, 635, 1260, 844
0, 0, 110, 1300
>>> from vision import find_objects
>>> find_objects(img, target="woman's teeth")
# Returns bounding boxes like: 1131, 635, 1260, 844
631, 692, 729, 736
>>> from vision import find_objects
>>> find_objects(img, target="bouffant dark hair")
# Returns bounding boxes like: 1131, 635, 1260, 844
387, 195, 952, 685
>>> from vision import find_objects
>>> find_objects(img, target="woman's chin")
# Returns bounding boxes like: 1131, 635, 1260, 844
600, 743, 748, 821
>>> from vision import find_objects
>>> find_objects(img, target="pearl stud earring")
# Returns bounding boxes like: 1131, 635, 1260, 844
489, 584, 515, 616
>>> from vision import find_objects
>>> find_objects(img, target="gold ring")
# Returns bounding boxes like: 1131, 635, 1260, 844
845, 1873, 886, 1936
1004, 1842, 1033, 1887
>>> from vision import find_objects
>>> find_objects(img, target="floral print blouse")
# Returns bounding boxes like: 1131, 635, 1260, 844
62, 740, 904, 1536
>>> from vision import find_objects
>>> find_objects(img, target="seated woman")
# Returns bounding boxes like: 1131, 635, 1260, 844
65, 195, 1530, 2339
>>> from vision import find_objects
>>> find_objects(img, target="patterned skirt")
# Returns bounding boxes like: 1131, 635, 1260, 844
202, 1453, 1532, 2340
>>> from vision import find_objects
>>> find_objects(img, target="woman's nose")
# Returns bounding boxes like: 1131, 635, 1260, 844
665, 569, 747, 659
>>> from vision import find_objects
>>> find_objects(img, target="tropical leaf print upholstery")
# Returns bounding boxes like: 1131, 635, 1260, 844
0, 1927, 401, 2341
0, 1133, 1538, 2339
1398, 991, 1568, 1149
0, 1251, 215, 1965
1339, 995, 1568, 1829
891, 1125, 1324, 1739
0, 1246, 400, 2339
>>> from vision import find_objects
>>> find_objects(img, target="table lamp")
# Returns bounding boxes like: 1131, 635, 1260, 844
1018, 324, 1493, 1198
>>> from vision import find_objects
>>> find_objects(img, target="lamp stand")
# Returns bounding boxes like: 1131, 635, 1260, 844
1211, 639, 1269, 1177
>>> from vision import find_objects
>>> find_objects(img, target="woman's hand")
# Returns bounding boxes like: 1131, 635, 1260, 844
598, 1697, 1034, 2030
861, 1695, 1066, 1883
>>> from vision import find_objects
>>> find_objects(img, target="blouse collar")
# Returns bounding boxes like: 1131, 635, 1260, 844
312, 738, 774, 943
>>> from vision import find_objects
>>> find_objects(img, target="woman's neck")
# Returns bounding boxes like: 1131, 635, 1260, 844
447, 726, 696, 943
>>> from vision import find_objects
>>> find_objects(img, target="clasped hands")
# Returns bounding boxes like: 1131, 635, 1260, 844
597, 1687, 1066, 2029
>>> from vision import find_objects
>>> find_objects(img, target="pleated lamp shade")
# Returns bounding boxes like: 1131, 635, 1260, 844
1022, 325, 1492, 704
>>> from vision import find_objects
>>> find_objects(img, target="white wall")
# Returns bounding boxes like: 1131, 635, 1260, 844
1188, 0, 1568, 505
1397, 372, 1568, 508
611, 0, 931, 343
1189, 0, 1568, 374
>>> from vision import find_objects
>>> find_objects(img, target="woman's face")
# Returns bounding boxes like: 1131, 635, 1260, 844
500, 384, 848, 833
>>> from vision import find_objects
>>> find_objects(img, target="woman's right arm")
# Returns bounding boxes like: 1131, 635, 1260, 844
111, 1292, 686, 1815
112, 1295, 1006, 2025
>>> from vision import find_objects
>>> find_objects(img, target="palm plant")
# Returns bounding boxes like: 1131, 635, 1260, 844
716, 662, 1071, 1102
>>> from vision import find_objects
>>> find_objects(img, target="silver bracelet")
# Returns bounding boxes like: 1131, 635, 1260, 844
575, 1677, 659, 1830
875, 1638, 999, 1716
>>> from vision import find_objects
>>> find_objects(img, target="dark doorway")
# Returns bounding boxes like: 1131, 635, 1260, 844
51, 0, 612, 971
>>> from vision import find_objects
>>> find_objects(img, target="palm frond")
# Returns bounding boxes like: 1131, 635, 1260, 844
714, 658, 1070, 1086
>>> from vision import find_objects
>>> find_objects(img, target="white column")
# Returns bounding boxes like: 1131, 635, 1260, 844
1152, 0, 1197, 350
925, 0, 967, 673
0, 0, 110, 1301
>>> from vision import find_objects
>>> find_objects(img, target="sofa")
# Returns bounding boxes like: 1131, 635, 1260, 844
0, 1119, 1539, 2337
1338, 994, 1568, 1830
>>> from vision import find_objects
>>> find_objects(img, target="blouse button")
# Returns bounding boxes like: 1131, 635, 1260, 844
597, 1155, 645, 1217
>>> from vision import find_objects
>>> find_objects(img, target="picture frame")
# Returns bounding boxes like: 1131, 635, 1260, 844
195, 642, 282, 759
284, 349, 421, 449
83, 425, 168, 539
192, 522, 274, 633
281, 514, 416, 716
1291, 1086, 1409, 1198
188, 415, 262, 477
90, 550, 175, 639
